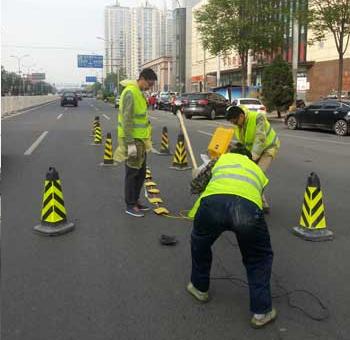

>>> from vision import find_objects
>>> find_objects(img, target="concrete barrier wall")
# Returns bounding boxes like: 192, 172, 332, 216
1, 95, 59, 116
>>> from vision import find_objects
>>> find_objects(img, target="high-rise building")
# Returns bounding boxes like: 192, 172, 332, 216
104, 1, 131, 77
104, 1, 176, 81
130, 2, 162, 79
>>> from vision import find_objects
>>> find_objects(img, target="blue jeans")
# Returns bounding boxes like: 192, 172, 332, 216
191, 194, 273, 314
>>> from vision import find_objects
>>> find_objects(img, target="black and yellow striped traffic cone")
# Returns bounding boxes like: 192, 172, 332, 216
92, 122, 102, 145
292, 172, 333, 241
34, 167, 74, 236
170, 133, 191, 170
100, 132, 117, 166
92, 116, 99, 136
159, 126, 171, 155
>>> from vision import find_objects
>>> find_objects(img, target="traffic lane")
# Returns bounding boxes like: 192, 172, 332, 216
85, 102, 349, 339
2, 109, 254, 339
2, 100, 70, 157
2, 99, 122, 339
145, 113, 350, 339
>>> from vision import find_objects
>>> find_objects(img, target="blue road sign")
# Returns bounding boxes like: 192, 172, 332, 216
86, 76, 97, 83
78, 55, 103, 68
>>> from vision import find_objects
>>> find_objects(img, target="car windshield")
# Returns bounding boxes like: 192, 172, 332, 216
240, 99, 261, 105
188, 93, 207, 100
342, 102, 350, 108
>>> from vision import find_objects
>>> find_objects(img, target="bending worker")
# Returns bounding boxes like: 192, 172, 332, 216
114, 68, 158, 217
226, 105, 280, 213
187, 144, 276, 329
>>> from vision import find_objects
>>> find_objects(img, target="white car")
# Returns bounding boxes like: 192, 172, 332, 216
233, 98, 266, 115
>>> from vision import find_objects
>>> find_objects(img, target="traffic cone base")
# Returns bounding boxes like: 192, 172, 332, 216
291, 172, 333, 242
34, 221, 75, 236
292, 226, 333, 242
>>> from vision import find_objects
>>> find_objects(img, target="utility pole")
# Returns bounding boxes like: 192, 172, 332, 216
203, 48, 206, 92
216, 55, 221, 87
247, 50, 253, 87
292, 3, 299, 103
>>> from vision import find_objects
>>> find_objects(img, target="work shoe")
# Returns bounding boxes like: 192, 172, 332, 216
250, 308, 277, 329
186, 282, 209, 303
137, 202, 151, 212
125, 206, 144, 218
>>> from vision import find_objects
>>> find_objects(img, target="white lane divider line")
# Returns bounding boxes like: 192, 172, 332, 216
198, 130, 213, 137
102, 114, 111, 120
280, 133, 350, 146
57, 114, 63, 120
24, 131, 49, 156
149, 116, 159, 120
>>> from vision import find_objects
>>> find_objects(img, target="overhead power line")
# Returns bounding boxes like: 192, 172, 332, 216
2, 44, 103, 52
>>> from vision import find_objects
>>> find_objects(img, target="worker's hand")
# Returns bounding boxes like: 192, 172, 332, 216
127, 143, 137, 158
252, 153, 260, 162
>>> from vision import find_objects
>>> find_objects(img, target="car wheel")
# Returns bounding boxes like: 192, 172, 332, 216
287, 115, 298, 130
208, 109, 216, 120
185, 114, 192, 119
60, 103, 64, 107
334, 119, 348, 136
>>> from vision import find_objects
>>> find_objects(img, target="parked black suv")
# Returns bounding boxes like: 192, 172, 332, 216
182, 92, 228, 120
61, 92, 78, 107
285, 100, 350, 136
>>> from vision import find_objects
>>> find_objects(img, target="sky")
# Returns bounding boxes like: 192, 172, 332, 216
1, 0, 172, 87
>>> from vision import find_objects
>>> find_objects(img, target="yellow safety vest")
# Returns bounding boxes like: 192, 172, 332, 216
188, 153, 269, 218
118, 83, 151, 139
234, 107, 279, 152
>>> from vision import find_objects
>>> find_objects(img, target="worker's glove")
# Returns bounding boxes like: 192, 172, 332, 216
252, 152, 260, 162
127, 143, 137, 158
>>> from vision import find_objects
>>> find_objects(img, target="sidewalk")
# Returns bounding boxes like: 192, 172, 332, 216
266, 111, 286, 123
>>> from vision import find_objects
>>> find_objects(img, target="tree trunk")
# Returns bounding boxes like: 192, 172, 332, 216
277, 109, 281, 118
240, 52, 248, 97
338, 53, 344, 100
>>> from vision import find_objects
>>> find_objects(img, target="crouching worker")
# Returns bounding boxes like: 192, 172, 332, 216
187, 144, 277, 329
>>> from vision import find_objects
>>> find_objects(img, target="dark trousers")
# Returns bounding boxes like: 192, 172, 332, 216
191, 194, 273, 314
124, 157, 147, 208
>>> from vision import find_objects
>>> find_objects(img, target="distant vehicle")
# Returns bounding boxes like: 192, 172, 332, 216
296, 99, 306, 109
232, 98, 266, 114
172, 93, 189, 114
158, 91, 176, 110
61, 91, 78, 107
326, 91, 350, 100
285, 100, 350, 136
182, 92, 229, 120
76, 91, 82, 100
114, 96, 120, 108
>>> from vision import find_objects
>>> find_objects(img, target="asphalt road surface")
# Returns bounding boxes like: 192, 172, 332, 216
2, 99, 350, 340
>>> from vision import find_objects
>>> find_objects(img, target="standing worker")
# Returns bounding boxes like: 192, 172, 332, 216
226, 105, 280, 213
115, 68, 158, 217
187, 144, 276, 329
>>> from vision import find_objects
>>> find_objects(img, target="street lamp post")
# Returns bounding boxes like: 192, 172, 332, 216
96, 36, 121, 96
10, 54, 30, 95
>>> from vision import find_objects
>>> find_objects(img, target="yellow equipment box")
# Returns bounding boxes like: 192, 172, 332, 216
207, 127, 235, 159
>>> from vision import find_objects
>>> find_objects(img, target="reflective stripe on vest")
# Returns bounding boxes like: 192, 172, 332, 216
211, 173, 263, 192
118, 84, 150, 139
212, 164, 264, 189
188, 153, 269, 218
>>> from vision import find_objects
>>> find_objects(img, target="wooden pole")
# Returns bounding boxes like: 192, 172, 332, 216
176, 110, 198, 169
